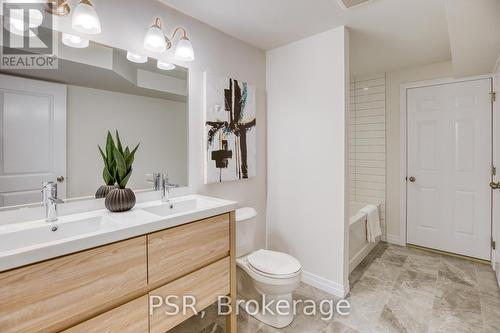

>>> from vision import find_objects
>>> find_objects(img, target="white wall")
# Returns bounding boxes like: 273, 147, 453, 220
52, 0, 267, 247
67, 85, 187, 198
349, 73, 386, 237
266, 27, 350, 297
385, 61, 453, 243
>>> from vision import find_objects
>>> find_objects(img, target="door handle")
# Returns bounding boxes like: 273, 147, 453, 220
57, 176, 65, 183
408, 176, 416, 183
490, 181, 500, 190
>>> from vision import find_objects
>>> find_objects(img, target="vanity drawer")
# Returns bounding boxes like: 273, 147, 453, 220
148, 213, 230, 286
0, 237, 147, 333
62, 295, 149, 333
149, 257, 230, 333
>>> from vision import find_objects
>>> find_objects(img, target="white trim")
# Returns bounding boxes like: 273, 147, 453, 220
386, 233, 405, 246
400, 74, 494, 252
302, 271, 349, 298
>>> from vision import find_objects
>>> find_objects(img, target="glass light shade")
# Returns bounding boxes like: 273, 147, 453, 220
144, 25, 166, 53
72, 1, 102, 35
127, 51, 148, 64
174, 37, 195, 62
157, 60, 176, 71
62, 33, 89, 48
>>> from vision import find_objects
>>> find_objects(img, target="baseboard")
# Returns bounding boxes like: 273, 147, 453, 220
349, 240, 378, 274
301, 271, 349, 298
386, 233, 405, 246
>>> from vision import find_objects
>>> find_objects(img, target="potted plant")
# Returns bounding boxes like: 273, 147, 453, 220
96, 131, 118, 198
105, 131, 140, 212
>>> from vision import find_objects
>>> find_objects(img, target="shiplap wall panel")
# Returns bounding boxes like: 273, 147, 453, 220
349, 73, 386, 238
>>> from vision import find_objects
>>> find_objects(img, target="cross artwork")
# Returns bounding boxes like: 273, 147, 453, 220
205, 74, 256, 183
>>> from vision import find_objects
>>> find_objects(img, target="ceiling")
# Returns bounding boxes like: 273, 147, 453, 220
160, 0, 452, 76
445, 0, 500, 77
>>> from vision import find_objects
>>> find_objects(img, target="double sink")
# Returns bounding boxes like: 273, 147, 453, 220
0, 195, 237, 271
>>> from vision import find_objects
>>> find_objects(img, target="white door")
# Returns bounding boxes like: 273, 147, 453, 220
407, 78, 492, 260
0, 74, 66, 207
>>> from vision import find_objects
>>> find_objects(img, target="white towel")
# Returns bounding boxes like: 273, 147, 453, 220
360, 204, 381, 243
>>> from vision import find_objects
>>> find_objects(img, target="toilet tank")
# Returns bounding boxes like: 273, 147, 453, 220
235, 207, 257, 257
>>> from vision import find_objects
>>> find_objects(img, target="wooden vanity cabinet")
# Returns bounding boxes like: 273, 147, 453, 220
0, 212, 237, 333
61, 295, 149, 333
148, 213, 230, 287
149, 257, 230, 333
0, 237, 148, 333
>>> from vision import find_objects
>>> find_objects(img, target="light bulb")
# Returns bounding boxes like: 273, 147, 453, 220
72, 0, 102, 35
127, 51, 148, 64
144, 20, 166, 53
174, 37, 195, 62
157, 60, 175, 70
62, 33, 89, 48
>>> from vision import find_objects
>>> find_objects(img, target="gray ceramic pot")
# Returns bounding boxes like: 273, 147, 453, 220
105, 188, 136, 212
95, 185, 118, 199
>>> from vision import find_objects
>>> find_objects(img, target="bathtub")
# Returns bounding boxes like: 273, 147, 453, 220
349, 201, 382, 273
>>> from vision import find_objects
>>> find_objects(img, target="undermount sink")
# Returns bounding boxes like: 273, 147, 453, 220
0, 194, 238, 272
142, 198, 199, 217
0, 216, 120, 253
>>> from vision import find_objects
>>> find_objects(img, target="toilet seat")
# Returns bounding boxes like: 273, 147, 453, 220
247, 250, 301, 279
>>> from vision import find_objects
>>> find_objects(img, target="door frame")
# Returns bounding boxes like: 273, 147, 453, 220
399, 74, 494, 257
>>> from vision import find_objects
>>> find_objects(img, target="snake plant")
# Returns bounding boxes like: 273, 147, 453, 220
98, 131, 117, 186
113, 131, 140, 189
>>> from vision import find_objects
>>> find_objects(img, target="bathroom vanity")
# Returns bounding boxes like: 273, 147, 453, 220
0, 24, 240, 333
0, 195, 238, 333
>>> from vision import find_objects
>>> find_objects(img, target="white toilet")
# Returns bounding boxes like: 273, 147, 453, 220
235, 207, 302, 328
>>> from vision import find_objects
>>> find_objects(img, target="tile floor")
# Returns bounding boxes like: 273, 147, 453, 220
169, 243, 500, 333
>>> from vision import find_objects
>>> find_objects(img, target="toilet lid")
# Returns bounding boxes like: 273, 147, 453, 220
247, 250, 301, 276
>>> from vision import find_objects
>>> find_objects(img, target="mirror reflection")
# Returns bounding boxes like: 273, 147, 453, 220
0, 33, 189, 208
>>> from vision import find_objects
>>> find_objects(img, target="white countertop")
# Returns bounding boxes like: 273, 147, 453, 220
0, 194, 237, 272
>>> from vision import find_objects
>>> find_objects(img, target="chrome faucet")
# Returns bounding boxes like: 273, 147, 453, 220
160, 174, 178, 202
42, 182, 64, 222
148, 173, 178, 202
147, 173, 162, 191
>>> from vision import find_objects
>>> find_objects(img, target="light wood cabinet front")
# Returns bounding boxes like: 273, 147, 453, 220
0, 237, 147, 333
149, 257, 230, 333
62, 295, 149, 333
148, 214, 230, 286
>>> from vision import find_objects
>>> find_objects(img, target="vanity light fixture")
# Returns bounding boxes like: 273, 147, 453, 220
143, 18, 195, 62
157, 60, 176, 71
174, 36, 195, 62
62, 32, 89, 48
126, 51, 148, 64
46, 0, 102, 35
46, 0, 70, 16
72, 0, 102, 34
144, 18, 167, 53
